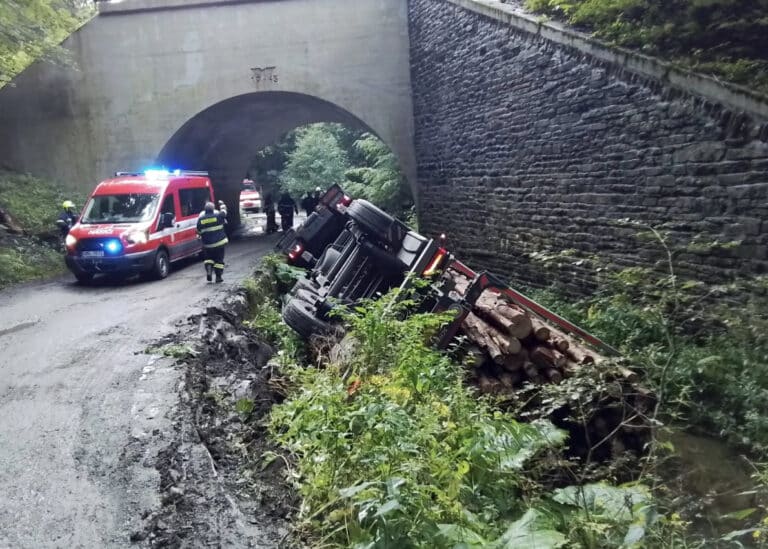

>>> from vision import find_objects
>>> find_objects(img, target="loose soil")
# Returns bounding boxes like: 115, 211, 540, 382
134, 291, 298, 548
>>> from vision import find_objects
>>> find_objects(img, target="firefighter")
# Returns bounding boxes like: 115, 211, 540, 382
56, 200, 78, 237
196, 201, 228, 283
277, 192, 298, 232
264, 193, 277, 234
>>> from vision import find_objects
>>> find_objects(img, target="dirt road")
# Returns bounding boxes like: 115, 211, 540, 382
0, 235, 276, 548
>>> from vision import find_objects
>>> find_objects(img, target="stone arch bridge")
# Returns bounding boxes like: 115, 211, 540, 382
0, 0, 415, 223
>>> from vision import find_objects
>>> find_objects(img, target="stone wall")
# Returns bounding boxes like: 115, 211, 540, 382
409, 0, 768, 295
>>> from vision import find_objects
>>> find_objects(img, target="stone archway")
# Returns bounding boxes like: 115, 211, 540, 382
157, 91, 408, 227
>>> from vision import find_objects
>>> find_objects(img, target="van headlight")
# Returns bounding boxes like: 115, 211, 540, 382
65, 234, 77, 248
125, 230, 148, 244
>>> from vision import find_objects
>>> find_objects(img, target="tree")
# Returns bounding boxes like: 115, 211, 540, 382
279, 124, 350, 198
345, 133, 412, 217
0, 0, 92, 88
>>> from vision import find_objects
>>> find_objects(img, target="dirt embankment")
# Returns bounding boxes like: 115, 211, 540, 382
134, 291, 298, 548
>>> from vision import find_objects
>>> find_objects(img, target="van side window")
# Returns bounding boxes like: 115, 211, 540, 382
179, 188, 210, 218
158, 194, 175, 230
161, 194, 176, 217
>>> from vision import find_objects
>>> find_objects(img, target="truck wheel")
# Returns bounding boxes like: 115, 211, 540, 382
346, 200, 398, 245
74, 272, 94, 284
282, 296, 331, 339
152, 249, 170, 280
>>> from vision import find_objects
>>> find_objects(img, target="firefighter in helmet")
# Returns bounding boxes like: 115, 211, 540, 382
56, 200, 78, 237
196, 201, 228, 283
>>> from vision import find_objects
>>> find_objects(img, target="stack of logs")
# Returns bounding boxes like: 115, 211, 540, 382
447, 271, 630, 390
446, 270, 653, 461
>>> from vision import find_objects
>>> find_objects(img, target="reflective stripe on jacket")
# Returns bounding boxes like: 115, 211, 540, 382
196, 210, 228, 248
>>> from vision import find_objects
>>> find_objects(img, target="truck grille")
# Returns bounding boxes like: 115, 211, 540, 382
77, 238, 112, 252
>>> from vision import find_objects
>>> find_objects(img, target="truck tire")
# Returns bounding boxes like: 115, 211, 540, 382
152, 249, 171, 280
290, 277, 318, 296
282, 296, 331, 339
346, 200, 398, 245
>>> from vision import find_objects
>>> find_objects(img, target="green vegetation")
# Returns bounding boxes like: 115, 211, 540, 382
280, 125, 351, 199
0, 0, 93, 88
243, 264, 687, 547
0, 170, 85, 234
0, 245, 63, 289
250, 123, 413, 219
523, 0, 768, 94
0, 170, 83, 288
528, 264, 768, 455
345, 134, 412, 217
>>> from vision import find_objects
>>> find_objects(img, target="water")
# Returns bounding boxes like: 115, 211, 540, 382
663, 430, 762, 542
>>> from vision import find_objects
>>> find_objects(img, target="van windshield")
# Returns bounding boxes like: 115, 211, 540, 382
81, 193, 160, 224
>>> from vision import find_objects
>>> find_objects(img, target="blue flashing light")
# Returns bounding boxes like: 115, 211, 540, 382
104, 239, 122, 255
144, 168, 170, 179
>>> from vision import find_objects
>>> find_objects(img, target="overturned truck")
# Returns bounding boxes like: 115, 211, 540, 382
277, 186, 653, 462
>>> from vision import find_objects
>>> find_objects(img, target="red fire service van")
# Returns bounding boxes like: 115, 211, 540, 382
64, 170, 215, 283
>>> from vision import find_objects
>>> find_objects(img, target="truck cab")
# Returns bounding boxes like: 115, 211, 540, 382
64, 170, 215, 283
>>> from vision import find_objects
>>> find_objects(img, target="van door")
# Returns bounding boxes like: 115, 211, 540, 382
176, 185, 210, 258
154, 193, 179, 258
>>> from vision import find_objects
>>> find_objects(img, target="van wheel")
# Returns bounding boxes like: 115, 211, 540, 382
346, 200, 398, 245
74, 272, 94, 284
152, 249, 170, 280
282, 296, 331, 339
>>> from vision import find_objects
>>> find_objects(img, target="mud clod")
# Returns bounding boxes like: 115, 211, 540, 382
135, 291, 297, 548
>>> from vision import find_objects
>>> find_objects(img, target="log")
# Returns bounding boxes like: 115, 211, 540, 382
499, 371, 522, 389
463, 312, 521, 362
562, 361, 580, 378
552, 337, 570, 353
565, 345, 596, 365
530, 346, 567, 370
523, 361, 539, 379
502, 348, 528, 372
530, 318, 551, 342
465, 345, 486, 369
543, 367, 563, 384
477, 374, 501, 395
613, 365, 640, 383
0, 206, 24, 234
475, 294, 533, 340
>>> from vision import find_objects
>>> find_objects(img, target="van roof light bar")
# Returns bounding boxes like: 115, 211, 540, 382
114, 170, 209, 177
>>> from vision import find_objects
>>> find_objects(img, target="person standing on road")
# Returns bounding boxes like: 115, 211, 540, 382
277, 191, 298, 232
300, 191, 314, 216
264, 193, 277, 234
312, 187, 322, 211
196, 201, 228, 283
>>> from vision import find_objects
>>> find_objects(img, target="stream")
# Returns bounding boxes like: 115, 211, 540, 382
665, 430, 763, 543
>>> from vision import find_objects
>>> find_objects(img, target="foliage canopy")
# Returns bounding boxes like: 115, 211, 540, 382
0, 0, 92, 88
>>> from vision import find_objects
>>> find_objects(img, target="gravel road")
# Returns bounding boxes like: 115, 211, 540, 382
0, 235, 277, 548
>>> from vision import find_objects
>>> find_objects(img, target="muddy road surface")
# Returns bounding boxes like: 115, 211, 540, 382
0, 236, 277, 548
